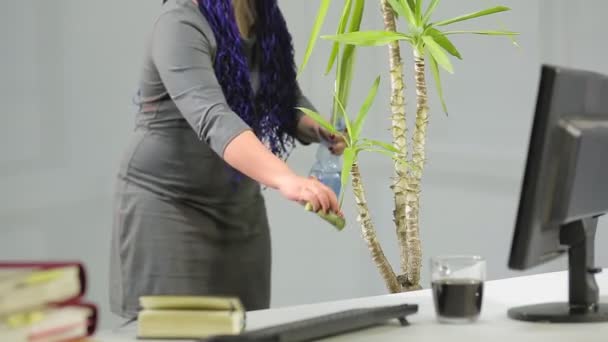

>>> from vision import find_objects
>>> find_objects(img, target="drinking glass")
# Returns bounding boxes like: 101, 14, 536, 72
431, 255, 486, 323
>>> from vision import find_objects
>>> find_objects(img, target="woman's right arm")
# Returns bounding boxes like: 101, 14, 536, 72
224, 130, 339, 213
151, 11, 340, 214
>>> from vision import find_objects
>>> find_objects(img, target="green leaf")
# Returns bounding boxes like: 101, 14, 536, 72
333, 0, 364, 120
427, 28, 462, 59
334, 96, 353, 141
387, 0, 416, 25
347, 0, 365, 33
332, 0, 365, 119
414, 0, 423, 20
433, 6, 511, 27
334, 45, 356, 121
359, 147, 396, 159
422, 35, 453, 73
325, 0, 353, 75
442, 30, 519, 36
357, 146, 416, 171
422, 0, 440, 24
297, 107, 338, 135
352, 76, 381, 140
429, 54, 448, 114
406, 0, 416, 11
475, 0, 520, 47
298, 0, 332, 75
322, 30, 412, 46
341, 147, 356, 200
361, 139, 400, 154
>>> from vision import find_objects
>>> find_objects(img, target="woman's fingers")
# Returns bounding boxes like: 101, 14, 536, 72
300, 176, 341, 215
330, 141, 346, 155
299, 186, 320, 212
317, 127, 334, 142
312, 178, 340, 214
326, 186, 341, 214
314, 185, 331, 213
304, 177, 326, 213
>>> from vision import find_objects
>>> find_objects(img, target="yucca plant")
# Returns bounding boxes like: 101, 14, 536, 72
299, 0, 409, 291
299, 76, 414, 291
300, 0, 517, 292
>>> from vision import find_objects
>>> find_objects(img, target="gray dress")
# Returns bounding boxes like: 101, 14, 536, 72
109, 0, 314, 318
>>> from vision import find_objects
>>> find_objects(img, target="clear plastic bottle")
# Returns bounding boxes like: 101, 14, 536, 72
309, 118, 345, 197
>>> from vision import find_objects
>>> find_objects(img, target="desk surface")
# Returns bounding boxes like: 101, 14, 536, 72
97, 270, 608, 342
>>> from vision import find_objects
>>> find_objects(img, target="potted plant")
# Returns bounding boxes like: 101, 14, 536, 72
300, 0, 518, 292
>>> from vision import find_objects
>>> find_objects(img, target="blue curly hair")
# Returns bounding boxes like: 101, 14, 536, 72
196, 0, 299, 160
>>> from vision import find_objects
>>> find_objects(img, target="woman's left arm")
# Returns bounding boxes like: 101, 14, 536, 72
293, 86, 321, 145
294, 85, 346, 155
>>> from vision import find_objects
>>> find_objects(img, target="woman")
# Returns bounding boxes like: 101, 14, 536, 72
109, 0, 345, 318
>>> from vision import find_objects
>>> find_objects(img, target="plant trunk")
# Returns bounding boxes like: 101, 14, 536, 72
379, 0, 410, 286
403, 50, 428, 289
351, 162, 401, 293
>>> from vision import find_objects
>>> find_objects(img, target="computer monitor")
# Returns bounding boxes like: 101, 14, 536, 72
508, 64, 608, 323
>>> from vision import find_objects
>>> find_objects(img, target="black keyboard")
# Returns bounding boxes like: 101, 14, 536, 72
201, 303, 418, 342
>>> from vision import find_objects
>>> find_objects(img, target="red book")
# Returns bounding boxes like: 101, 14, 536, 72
71, 301, 98, 337
0, 302, 98, 341
0, 261, 87, 305
0, 261, 98, 339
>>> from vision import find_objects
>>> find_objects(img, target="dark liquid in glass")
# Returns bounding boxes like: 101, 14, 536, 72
432, 279, 483, 319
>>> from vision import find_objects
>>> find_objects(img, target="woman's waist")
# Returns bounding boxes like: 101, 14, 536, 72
119, 129, 261, 201
134, 104, 190, 130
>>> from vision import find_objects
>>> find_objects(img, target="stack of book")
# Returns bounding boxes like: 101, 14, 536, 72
137, 295, 245, 339
0, 262, 98, 341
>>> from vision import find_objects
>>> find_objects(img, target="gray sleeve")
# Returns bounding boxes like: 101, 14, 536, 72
151, 11, 251, 157
294, 84, 317, 145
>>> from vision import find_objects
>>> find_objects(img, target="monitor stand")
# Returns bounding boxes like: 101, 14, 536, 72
508, 216, 608, 323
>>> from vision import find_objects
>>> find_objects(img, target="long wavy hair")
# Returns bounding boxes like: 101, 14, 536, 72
164, 0, 299, 159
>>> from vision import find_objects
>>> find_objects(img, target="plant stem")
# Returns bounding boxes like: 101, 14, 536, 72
351, 162, 401, 293
404, 49, 428, 289
379, 0, 410, 283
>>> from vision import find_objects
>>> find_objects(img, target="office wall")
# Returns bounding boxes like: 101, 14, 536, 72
1, 0, 606, 329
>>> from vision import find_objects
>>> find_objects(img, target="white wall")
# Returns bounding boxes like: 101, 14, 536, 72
1, 0, 606, 329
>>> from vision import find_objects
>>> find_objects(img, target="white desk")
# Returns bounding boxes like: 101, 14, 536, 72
97, 270, 608, 341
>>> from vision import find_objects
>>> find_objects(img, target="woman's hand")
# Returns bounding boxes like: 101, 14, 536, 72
223, 131, 342, 216
296, 115, 347, 155
277, 174, 343, 215
318, 128, 347, 156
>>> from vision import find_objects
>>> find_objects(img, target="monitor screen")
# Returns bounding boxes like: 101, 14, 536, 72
509, 64, 608, 270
